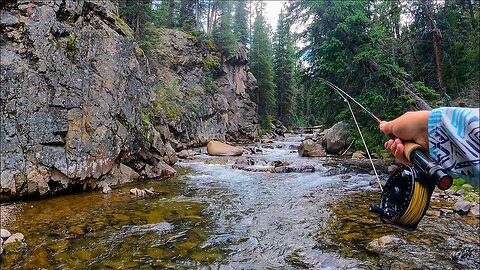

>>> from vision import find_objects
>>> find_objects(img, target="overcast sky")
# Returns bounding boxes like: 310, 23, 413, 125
264, 1, 288, 30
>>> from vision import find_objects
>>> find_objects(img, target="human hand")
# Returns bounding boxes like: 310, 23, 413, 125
379, 111, 431, 164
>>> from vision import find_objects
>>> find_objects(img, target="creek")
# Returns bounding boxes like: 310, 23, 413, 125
1, 135, 478, 269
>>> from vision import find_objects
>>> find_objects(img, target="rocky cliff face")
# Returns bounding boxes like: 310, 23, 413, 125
0, 1, 258, 201
0, 0, 178, 201
146, 29, 259, 150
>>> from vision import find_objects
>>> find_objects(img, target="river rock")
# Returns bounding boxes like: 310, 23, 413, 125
426, 210, 441, 217
261, 138, 274, 144
453, 200, 472, 213
4, 233, 25, 245
322, 121, 351, 154
207, 141, 245, 156
234, 157, 256, 166
469, 204, 479, 217
454, 189, 465, 196
142, 161, 177, 179
273, 165, 315, 173
177, 150, 193, 159
351, 150, 365, 159
1, 229, 11, 239
271, 160, 290, 167
299, 139, 326, 157
145, 187, 155, 195
130, 188, 146, 197
440, 208, 454, 215
367, 235, 405, 253
461, 183, 474, 191
102, 184, 112, 194
271, 120, 287, 136
387, 165, 399, 173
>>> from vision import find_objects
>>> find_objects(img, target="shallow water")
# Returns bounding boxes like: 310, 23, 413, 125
1, 135, 478, 269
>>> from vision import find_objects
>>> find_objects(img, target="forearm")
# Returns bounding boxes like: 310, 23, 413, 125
428, 107, 480, 186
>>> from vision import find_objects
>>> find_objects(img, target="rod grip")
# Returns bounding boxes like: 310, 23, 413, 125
404, 141, 423, 163
387, 137, 452, 190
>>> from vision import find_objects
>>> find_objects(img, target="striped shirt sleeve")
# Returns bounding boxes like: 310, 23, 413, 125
428, 107, 480, 187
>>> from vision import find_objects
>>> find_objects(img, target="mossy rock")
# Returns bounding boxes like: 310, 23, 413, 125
111, 14, 133, 40
113, 213, 130, 221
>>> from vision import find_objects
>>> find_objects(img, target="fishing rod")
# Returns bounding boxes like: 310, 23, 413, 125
322, 79, 453, 231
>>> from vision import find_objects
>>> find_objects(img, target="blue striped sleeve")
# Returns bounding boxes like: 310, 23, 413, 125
428, 107, 480, 187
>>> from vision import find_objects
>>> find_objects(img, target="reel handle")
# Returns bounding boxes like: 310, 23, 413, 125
403, 141, 453, 190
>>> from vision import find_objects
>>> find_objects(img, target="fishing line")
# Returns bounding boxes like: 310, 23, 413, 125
343, 96, 383, 191
322, 79, 453, 231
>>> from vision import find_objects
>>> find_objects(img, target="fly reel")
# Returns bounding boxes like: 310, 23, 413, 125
369, 142, 453, 231
370, 165, 432, 231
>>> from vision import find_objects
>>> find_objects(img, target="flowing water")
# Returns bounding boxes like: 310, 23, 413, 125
1, 135, 478, 269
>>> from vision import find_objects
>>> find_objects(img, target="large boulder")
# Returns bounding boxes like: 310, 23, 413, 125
299, 139, 326, 157
207, 141, 245, 156
322, 121, 351, 154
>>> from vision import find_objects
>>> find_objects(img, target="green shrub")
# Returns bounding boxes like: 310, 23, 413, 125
153, 78, 184, 121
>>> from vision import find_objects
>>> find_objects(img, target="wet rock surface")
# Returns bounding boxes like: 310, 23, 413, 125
299, 139, 326, 157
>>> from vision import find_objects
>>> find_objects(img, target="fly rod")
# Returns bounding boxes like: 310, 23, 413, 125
322, 79, 453, 230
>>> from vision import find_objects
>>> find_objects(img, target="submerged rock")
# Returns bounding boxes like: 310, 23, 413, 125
271, 160, 290, 167
0, 229, 11, 239
453, 200, 472, 213
4, 233, 25, 245
130, 188, 146, 197
469, 204, 479, 217
367, 235, 405, 253
129, 187, 155, 197
207, 141, 245, 156
102, 184, 112, 194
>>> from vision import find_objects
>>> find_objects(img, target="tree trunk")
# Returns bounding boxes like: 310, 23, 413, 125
168, 0, 175, 28
424, 0, 446, 98
195, 0, 200, 30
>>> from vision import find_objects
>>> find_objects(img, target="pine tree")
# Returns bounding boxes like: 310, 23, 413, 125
233, 0, 249, 45
179, 0, 196, 31
250, 2, 276, 128
273, 9, 295, 127
212, 1, 236, 55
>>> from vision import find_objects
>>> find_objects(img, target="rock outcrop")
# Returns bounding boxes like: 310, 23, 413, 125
146, 29, 259, 150
0, 0, 177, 201
0, 1, 260, 201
